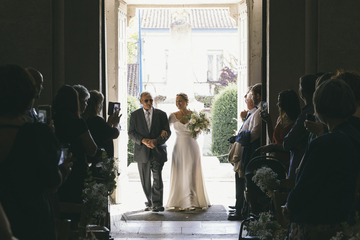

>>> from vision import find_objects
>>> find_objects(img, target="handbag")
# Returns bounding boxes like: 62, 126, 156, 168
228, 142, 243, 163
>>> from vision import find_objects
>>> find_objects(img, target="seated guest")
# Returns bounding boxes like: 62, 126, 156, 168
284, 79, 360, 239
257, 89, 301, 168
0, 64, 71, 240
52, 85, 97, 204
82, 90, 121, 175
332, 70, 360, 131
283, 74, 317, 179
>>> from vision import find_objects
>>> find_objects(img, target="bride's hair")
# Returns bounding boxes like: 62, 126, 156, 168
176, 93, 189, 103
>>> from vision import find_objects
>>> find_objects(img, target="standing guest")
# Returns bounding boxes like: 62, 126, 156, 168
0, 64, 72, 240
128, 91, 171, 212
82, 90, 121, 175
283, 74, 317, 179
73, 84, 90, 115
22, 67, 44, 122
257, 89, 301, 168
228, 84, 262, 220
53, 85, 97, 204
283, 79, 360, 239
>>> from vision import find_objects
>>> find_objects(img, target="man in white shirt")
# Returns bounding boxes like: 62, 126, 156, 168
228, 83, 262, 220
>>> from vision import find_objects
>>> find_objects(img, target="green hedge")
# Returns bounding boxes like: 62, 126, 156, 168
127, 95, 140, 166
211, 83, 238, 163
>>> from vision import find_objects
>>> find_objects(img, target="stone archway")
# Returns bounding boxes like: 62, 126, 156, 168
104, 0, 262, 204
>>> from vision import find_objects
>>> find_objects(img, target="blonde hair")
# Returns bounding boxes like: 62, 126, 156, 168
176, 93, 189, 103
82, 90, 104, 120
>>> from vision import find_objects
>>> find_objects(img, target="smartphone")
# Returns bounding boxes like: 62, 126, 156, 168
58, 144, 69, 165
306, 113, 316, 122
37, 105, 52, 124
260, 101, 268, 118
108, 102, 120, 115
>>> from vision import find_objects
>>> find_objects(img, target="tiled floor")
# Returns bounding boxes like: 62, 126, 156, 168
108, 170, 246, 239
110, 220, 243, 239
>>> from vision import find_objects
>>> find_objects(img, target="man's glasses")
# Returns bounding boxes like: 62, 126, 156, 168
144, 99, 153, 103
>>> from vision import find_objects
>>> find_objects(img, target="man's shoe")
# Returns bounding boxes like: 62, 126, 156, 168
228, 205, 236, 209
227, 213, 244, 221
152, 206, 165, 212
228, 209, 236, 213
144, 207, 151, 211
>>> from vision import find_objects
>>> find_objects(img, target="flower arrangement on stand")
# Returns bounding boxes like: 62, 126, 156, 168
244, 212, 287, 240
252, 166, 280, 198
182, 110, 211, 139
82, 152, 120, 239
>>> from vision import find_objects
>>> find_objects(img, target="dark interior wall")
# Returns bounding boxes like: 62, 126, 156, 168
318, 0, 360, 73
267, 0, 305, 115
0, 0, 53, 106
0, 0, 101, 107
63, 0, 101, 92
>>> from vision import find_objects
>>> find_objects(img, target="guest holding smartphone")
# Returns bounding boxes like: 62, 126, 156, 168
0, 64, 72, 240
82, 90, 121, 175
52, 85, 97, 204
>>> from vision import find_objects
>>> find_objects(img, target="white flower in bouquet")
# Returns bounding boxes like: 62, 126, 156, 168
83, 183, 108, 219
183, 110, 211, 139
252, 166, 280, 198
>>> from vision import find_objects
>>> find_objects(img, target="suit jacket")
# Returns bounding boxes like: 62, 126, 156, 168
128, 107, 171, 163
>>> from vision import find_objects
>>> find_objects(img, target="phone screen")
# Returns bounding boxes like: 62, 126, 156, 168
58, 147, 69, 165
38, 109, 47, 124
108, 102, 121, 115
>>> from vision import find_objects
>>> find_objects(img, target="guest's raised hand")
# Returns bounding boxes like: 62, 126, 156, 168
282, 203, 291, 221
108, 110, 121, 127
240, 110, 248, 120
304, 120, 324, 137
160, 130, 168, 139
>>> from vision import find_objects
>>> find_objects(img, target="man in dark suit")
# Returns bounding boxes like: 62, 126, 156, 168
128, 91, 171, 212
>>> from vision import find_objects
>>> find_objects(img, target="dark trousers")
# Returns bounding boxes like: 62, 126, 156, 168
137, 158, 164, 207
235, 172, 245, 212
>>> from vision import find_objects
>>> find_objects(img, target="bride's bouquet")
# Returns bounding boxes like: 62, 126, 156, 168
184, 110, 211, 139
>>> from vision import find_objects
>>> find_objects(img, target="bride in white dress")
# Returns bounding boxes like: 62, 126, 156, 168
165, 93, 210, 210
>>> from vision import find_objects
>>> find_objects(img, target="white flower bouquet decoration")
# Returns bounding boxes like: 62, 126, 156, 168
252, 166, 280, 198
183, 110, 211, 139
244, 212, 286, 240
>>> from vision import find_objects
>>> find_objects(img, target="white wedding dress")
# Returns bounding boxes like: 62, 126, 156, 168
166, 113, 210, 209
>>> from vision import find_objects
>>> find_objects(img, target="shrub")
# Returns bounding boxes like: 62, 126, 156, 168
211, 83, 238, 163
127, 95, 140, 166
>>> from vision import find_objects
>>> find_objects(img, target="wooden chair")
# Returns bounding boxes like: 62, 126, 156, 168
57, 202, 111, 240
272, 179, 295, 228
57, 202, 87, 240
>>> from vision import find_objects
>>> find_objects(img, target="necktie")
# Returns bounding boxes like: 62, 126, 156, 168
146, 110, 151, 131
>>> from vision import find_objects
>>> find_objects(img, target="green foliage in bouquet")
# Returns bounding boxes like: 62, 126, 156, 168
182, 110, 211, 139
127, 95, 140, 165
82, 171, 108, 224
244, 212, 286, 240
99, 152, 120, 196
330, 212, 360, 240
211, 83, 237, 163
